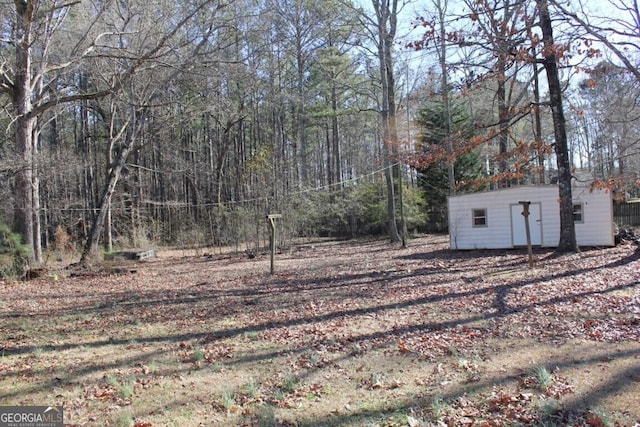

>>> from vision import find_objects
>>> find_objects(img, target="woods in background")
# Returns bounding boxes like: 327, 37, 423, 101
0, 0, 638, 272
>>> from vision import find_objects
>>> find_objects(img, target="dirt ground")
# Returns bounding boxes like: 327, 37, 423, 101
0, 234, 639, 426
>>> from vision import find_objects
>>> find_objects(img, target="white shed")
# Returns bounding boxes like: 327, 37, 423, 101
447, 185, 614, 250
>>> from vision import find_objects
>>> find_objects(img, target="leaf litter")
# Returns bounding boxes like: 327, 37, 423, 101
0, 235, 639, 426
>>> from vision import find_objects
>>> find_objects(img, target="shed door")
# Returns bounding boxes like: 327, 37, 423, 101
510, 203, 542, 246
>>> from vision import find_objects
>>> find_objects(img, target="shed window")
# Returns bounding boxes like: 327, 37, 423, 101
573, 203, 584, 223
472, 208, 487, 227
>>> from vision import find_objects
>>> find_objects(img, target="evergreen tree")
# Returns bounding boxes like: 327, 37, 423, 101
415, 99, 485, 230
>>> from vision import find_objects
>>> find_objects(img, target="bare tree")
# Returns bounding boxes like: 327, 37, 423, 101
0, 0, 109, 262
536, 0, 577, 252
79, 0, 230, 263
359, 0, 403, 243
552, 0, 640, 194
462, 0, 536, 186
572, 62, 640, 186
0, 0, 227, 264
550, 0, 640, 83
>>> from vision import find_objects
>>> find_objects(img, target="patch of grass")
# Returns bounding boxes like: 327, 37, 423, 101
587, 408, 612, 427
349, 342, 364, 356
242, 378, 259, 398
245, 331, 260, 340
118, 377, 135, 399
456, 357, 468, 369
31, 347, 44, 358
535, 401, 569, 426
430, 396, 447, 422
221, 389, 236, 411
539, 401, 559, 419
471, 353, 484, 365
309, 352, 320, 366
105, 374, 135, 399
273, 388, 286, 402
193, 345, 205, 363
534, 365, 553, 390
113, 410, 134, 427
255, 404, 276, 427
105, 373, 119, 388
281, 373, 299, 392
406, 414, 428, 427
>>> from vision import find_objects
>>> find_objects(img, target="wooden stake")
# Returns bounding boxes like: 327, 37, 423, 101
267, 214, 282, 274
519, 201, 534, 267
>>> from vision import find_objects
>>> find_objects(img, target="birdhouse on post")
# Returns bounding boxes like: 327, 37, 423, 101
518, 201, 534, 267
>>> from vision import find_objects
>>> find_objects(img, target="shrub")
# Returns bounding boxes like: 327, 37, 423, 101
281, 180, 428, 239
0, 218, 30, 278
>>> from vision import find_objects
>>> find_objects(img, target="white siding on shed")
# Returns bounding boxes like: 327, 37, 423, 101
448, 185, 614, 250
572, 186, 615, 247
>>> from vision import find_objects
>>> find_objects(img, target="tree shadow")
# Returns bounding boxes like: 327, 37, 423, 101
0, 236, 638, 424
288, 345, 640, 426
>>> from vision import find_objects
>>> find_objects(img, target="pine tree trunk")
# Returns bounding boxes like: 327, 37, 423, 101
373, 0, 401, 243
331, 84, 341, 187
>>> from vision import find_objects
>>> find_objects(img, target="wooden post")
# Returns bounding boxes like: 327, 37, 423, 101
267, 214, 282, 274
519, 201, 534, 267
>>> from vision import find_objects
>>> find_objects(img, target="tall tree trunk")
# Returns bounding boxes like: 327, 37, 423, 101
533, 62, 545, 184
32, 128, 42, 262
331, 84, 341, 187
373, 0, 401, 243
537, 0, 577, 252
103, 101, 117, 253
384, 46, 401, 243
32, 64, 47, 262
436, 0, 455, 196
496, 2, 512, 187
297, 51, 308, 185
14, 118, 35, 261
13, 0, 36, 262
497, 62, 509, 185
80, 107, 134, 264
81, 132, 134, 264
